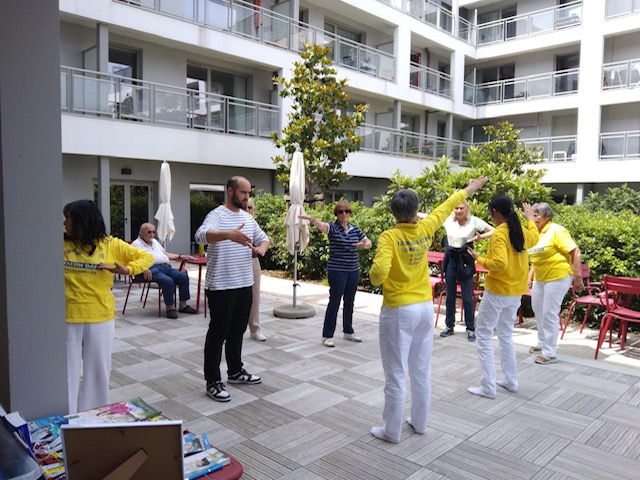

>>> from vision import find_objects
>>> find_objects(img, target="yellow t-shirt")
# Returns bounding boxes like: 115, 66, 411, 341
370, 190, 467, 309
64, 237, 154, 323
528, 222, 577, 282
476, 221, 539, 296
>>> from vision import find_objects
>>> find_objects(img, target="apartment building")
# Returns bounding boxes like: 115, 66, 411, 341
58, 0, 640, 253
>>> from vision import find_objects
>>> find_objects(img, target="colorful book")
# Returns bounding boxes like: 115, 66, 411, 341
183, 432, 211, 456
183, 446, 231, 479
65, 397, 161, 425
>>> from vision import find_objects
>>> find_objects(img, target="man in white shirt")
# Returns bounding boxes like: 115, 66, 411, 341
132, 223, 196, 319
195, 176, 270, 402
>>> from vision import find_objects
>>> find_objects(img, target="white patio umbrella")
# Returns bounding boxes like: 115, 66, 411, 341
154, 161, 175, 244
274, 150, 314, 318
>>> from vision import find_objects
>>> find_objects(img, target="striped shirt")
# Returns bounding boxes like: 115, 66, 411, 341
326, 222, 365, 272
195, 205, 268, 291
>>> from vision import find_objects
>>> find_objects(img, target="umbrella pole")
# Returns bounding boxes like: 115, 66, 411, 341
292, 245, 298, 308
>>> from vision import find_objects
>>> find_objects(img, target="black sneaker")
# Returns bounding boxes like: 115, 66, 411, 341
440, 328, 454, 337
206, 381, 230, 402
228, 368, 261, 385
467, 329, 476, 342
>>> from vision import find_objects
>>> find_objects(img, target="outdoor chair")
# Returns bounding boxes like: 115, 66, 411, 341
435, 265, 484, 327
595, 275, 640, 359
560, 263, 605, 339
428, 251, 445, 298
121, 268, 185, 317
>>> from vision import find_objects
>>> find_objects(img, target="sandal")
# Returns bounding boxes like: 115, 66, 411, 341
529, 346, 542, 354
535, 354, 557, 364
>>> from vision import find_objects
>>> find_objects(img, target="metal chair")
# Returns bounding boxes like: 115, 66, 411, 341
595, 275, 640, 359
427, 251, 445, 298
122, 277, 163, 317
435, 264, 484, 327
560, 263, 604, 339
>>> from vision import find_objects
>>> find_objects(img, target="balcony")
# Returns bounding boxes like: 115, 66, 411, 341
357, 124, 471, 163
606, 0, 640, 18
522, 136, 577, 162
115, 0, 396, 81
603, 58, 640, 90
409, 62, 452, 98
601, 130, 640, 159
375, 0, 459, 39
477, 1, 582, 46
465, 68, 579, 105
60, 67, 278, 138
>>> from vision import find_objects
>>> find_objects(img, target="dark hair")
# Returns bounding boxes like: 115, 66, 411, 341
390, 189, 419, 223
227, 175, 249, 191
488, 195, 525, 252
63, 200, 107, 255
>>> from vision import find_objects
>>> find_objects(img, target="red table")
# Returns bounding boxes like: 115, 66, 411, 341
204, 449, 243, 479
180, 255, 207, 316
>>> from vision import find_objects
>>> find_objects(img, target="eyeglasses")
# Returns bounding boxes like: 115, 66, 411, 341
336, 209, 351, 215
147, 230, 156, 234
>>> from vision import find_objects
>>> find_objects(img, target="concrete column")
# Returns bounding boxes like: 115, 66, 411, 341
575, 183, 585, 204
576, 6, 604, 167
98, 157, 111, 234
97, 23, 109, 73
394, 25, 411, 92
451, 45, 466, 104
0, 0, 67, 418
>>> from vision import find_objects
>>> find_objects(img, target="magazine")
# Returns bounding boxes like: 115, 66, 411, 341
183, 446, 231, 479
183, 432, 211, 456
65, 397, 160, 425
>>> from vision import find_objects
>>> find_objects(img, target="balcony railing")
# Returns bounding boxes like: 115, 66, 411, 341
601, 130, 640, 159
477, 1, 582, 46
116, 0, 396, 81
409, 62, 452, 98
60, 67, 278, 138
522, 136, 577, 162
466, 68, 579, 105
357, 124, 471, 163
603, 58, 640, 90
606, 0, 640, 18
375, 0, 460, 40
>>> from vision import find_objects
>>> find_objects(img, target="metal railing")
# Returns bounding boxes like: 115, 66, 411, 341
61, 67, 279, 138
409, 62, 452, 98
477, 1, 582, 46
467, 68, 579, 105
356, 123, 472, 163
375, 0, 460, 40
522, 136, 577, 162
603, 58, 640, 90
605, 0, 640, 18
601, 130, 640, 159
116, 0, 396, 81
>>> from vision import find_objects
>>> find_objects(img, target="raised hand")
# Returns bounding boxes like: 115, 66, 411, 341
227, 224, 253, 247
464, 176, 489, 195
521, 202, 534, 221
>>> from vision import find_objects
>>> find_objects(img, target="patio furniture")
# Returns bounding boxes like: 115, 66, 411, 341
435, 263, 485, 327
560, 263, 604, 339
595, 275, 640, 359
428, 251, 445, 298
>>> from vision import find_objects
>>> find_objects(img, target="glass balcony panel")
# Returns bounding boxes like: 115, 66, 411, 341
264, 14, 290, 48
527, 76, 552, 97
439, 77, 451, 97
628, 133, 640, 158
125, 84, 151, 121
338, 41, 359, 69
61, 72, 68, 111
230, 2, 257, 38
203, 0, 229, 30
476, 84, 500, 104
291, 24, 315, 52
530, 10, 554, 33
463, 83, 474, 104
555, 71, 579, 94
378, 54, 395, 80
603, 64, 627, 89
155, 88, 189, 127
478, 23, 503, 45
606, 0, 633, 17
258, 107, 278, 138
509, 17, 528, 39
160, 0, 194, 19
73, 74, 113, 115
228, 101, 256, 135
375, 129, 392, 153
509, 79, 527, 100
631, 60, 640, 87
601, 135, 624, 158
556, 3, 582, 28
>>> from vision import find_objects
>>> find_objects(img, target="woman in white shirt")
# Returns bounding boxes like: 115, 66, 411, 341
440, 201, 493, 341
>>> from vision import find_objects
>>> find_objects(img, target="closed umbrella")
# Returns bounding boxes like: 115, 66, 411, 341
274, 150, 314, 318
154, 161, 175, 244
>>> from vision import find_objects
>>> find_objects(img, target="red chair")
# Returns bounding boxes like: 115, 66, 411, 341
122, 277, 163, 317
595, 275, 640, 359
516, 289, 532, 325
560, 263, 604, 339
435, 264, 484, 327
427, 251, 445, 297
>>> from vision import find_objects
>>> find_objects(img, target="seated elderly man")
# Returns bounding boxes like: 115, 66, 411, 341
131, 222, 197, 319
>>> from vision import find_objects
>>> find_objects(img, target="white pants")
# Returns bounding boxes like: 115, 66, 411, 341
531, 275, 572, 358
248, 257, 261, 333
475, 291, 521, 395
378, 301, 433, 442
66, 320, 115, 414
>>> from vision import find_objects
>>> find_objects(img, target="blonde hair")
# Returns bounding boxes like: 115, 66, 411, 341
334, 200, 352, 216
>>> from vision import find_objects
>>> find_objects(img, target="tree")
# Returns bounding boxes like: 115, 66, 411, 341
272, 42, 368, 197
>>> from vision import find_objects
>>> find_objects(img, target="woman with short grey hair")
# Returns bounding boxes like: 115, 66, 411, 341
528, 202, 583, 365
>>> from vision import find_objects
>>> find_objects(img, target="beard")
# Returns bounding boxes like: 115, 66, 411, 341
231, 191, 247, 209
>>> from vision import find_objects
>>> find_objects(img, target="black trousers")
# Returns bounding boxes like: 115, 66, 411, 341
204, 287, 252, 384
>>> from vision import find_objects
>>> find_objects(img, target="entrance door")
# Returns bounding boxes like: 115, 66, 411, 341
96, 183, 153, 241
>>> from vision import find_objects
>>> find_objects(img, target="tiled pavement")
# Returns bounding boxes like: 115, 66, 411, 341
109, 269, 640, 480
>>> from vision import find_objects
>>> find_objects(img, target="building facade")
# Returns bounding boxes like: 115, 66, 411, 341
59, 0, 640, 252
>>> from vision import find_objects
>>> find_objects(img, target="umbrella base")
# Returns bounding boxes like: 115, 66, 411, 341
273, 303, 316, 319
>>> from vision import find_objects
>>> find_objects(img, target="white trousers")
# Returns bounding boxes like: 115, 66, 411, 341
378, 301, 433, 442
66, 320, 115, 414
475, 291, 521, 395
248, 257, 261, 333
531, 275, 572, 357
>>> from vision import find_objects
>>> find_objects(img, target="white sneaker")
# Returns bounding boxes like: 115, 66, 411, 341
322, 337, 335, 347
250, 330, 266, 341
343, 333, 362, 342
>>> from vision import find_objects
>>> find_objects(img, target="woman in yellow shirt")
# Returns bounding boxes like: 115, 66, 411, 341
528, 202, 583, 365
369, 176, 487, 443
467, 196, 538, 398
64, 200, 153, 413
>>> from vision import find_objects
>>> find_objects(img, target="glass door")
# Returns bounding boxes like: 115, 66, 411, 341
96, 183, 153, 241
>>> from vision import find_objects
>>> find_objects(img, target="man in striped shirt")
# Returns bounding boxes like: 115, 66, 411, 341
195, 176, 270, 402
